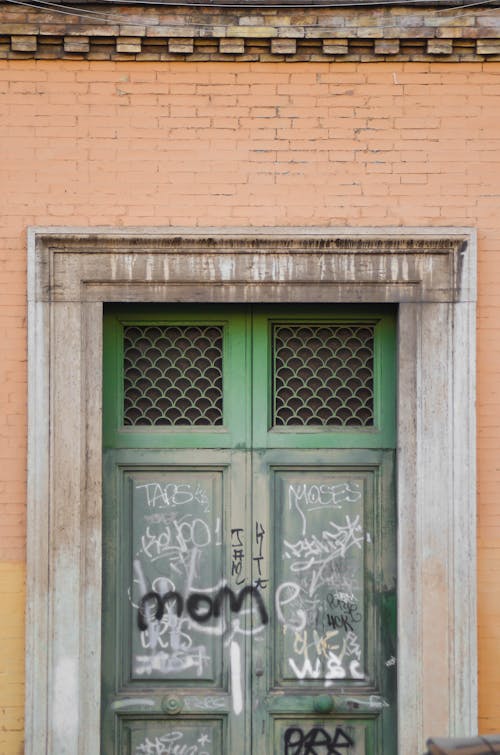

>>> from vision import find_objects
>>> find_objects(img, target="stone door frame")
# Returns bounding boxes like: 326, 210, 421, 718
26, 226, 477, 755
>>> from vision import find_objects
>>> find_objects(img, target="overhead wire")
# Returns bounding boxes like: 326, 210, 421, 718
434, 0, 500, 10
3, 0, 145, 21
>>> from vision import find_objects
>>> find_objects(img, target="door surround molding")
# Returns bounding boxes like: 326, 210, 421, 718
27, 226, 477, 755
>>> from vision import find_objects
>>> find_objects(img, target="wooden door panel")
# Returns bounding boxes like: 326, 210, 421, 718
122, 718, 223, 755
130, 469, 225, 685
102, 450, 250, 754
252, 450, 396, 755
274, 718, 371, 755
273, 468, 368, 686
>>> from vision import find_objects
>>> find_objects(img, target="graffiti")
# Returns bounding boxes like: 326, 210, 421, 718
287, 627, 363, 682
284, 622, 364, 683
141, 516, 214, 566
334, 591, 357, 606
344, 695, 389, 711
135, 730, 212, 755
345, 630, 362, 661
136, 481, 210, 512
275, 581, 307, 632
132, 545, 266, 681
278, 477, 366, 684
231, 528, 245, 586
253, 521, 268, 591
284, 726, 354, 755
132, 478, 228, 680
135, 645, 209, 677
289, 481, 361, 536
284, 516, 364, 583
138, 585, 269, 631
130, 475, 369, 695
184, 696, 226, 710
230, 639, 243, 715
326, 593, 362, 633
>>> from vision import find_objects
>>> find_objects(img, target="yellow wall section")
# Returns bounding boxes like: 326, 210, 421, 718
0, 59, 500, 740
0, 562, 25, 755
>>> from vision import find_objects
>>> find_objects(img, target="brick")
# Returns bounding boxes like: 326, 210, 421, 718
427, 39, 454, 55
118, 26, 146, 37
1, 24, 36, 34
374, 39, 400, 55
477, 39, 500, 55
228, 25, 277, 38
68, 25, 119, 37
277, 27, 305, 39
63, 36, 89, 53
304, 26, 353, 39
116, 37, 142, 53
270, 39, 297, 54
219, 38, 245, 54
322, 39, 348, 55
168, 38, 194, 54
10, 35, 36, 52
145, 25, 198, 38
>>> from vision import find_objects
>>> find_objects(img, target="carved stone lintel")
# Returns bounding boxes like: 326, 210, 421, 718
31, 227, 471, 305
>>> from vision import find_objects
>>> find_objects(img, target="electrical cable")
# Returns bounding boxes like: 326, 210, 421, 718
3, 0, 141, 21
435, 0, 499, 11
24, 0, 131, 18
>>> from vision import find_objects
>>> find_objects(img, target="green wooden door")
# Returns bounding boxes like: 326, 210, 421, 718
102, 305, 397, 755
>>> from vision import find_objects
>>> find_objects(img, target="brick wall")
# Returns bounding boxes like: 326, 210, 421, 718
1, 59, 499, 752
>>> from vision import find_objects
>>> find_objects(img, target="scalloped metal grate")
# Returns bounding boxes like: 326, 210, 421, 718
272, 323, 375, 426
123, 324, 224, 426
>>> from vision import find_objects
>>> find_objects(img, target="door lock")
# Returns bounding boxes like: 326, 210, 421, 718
313, 694, 335, 714
162, 695, 183, 715
255, 656, 264, 677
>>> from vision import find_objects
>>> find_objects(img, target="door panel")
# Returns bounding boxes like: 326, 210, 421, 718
102, 306, 396, 755
273, 468, 367, 684
101, 449, 251, 755
123, 718, 223, 755
252, 450, 396, 755
274, 718, 369, 755
131, 468, 225, 684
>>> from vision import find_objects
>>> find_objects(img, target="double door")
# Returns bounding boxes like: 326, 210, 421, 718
102, 305, 397, 755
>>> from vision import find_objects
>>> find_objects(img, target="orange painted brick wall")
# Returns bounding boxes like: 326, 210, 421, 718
1, 59, 499, 752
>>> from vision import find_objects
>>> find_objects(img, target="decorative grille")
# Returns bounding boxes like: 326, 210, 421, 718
272, 323, 375, 426
123, 324, 224, 426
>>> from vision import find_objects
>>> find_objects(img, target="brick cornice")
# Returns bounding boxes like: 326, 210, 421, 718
2, 2, 500, 60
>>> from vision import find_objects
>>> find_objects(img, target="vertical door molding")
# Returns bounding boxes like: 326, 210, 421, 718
27, 226, 476, 755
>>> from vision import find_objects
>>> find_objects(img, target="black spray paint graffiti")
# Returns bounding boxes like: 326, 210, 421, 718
231, 528, 245, 587
253, 521, 268, 591
284, 726, 354, 755
326, 594, 362, 633
138, 585, 269, 631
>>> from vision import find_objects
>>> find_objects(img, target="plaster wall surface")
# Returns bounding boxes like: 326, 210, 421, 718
0, 59, 498, 752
